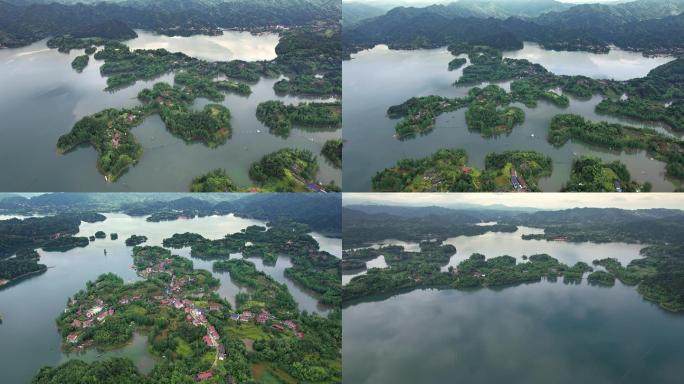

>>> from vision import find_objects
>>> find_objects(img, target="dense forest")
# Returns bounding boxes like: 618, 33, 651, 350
32, 240, 342, 383
0, 213, 105, 284
321, 139, 343, 169
342, 204, 684, 312
256, 100, 341, 138
343, 0, 684, 56
372, 148, 552, 192
0, 0, 340, 48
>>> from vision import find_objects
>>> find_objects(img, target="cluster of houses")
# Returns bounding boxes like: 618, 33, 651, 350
65, 298, 118, 345
230, 308, 304, 339
139, 258, 173, 278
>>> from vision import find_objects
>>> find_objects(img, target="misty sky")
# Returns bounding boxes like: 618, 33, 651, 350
343, 193, 684, 210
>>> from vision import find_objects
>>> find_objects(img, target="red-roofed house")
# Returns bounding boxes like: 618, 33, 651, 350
66, 333, 79, 344
194, 371, 214, 380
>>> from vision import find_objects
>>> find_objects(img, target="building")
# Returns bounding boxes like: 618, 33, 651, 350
66, 333, 79, 344
218, 344, 226, 360
194, 371, 214, 381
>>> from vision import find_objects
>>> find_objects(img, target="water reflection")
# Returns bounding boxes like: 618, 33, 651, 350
125, 30, 280, 62
343, 281, 684, 384
0, 213, 338, 382
343, 45, 680, 191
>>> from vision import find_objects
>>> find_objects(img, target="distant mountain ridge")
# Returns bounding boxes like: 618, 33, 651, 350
0, 0, 340, 47
343, 0, 684, 54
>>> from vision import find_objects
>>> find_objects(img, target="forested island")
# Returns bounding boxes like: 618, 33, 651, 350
549, 114, 684, 182
343, 242, 597, 302
372, 149, 552, 192
40, 8, 341, 186
0, 214, 105, 287
164, 222, 341, 306
256, 100, 341, 138
189, 169, 250, 193
70, 55, 89, 72
321, 139, 343, 169
57, 78, 233, 181
376, 41, 684, 191
35, 244, 341, 383
563, 156, 651, 192
343, 204, 684, 313
249, 148, 339, 192
124, 235, 148, 246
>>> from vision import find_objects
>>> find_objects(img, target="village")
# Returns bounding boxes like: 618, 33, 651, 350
62, 248, 306, 381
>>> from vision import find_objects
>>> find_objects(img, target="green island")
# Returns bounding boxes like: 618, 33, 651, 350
125, 235, 148, 247
165, 222, 341, 306
321, 139, 343, 169
256, 100, 341, 138
548, 114, 684, 182
94, 231, 107, 239
70, 55, 89, 72
57, 79, 234, 181
371, 148, 552, 192
448, 57, 467, 71
587, 270, 617, 286
386, 43, 683, 146
343, 242, 595, 303
388, 85, 528, 140
46, 20, 341, 185
249, 148, 339, 192
110, 233, 118, 240
37, 245, 341, 383
0, 214, 104, 287
189, 169, 251, 193
562, 156, 651, 192
343, 205, 684, 313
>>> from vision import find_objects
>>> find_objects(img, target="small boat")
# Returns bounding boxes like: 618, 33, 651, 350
530, 133, 535, 137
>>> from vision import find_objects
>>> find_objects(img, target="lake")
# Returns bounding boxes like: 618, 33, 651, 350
342, 229, 684, 383
343, 281, 684, 384
0, 213, 340, 383
0, 31, 340, 192
341, 226, 645, 283
342, 44, 679, 191
125, 30, 280, 62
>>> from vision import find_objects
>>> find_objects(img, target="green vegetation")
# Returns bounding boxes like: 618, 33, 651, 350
0, 214, 105, 285
38, 237, 341, 383
256, 100, 341, 138
249, 148, 328, 192
70, 55, 89, 72
587, 270, 616, 286
388, 85, 526, 140
563, 156, 649, 192
372, 148, 552, 192
124, 235, 147, 246
168, 222, 342, 307
448, 57, 467, 71
94, 231, 106, 239
32, 358, 146, 384
110, 233, 118, 240
58, 80, 234, 181
189, 169, 246, 192
343, 244, 596, 302
549, 114, 684, 182
321, 139, 343, 169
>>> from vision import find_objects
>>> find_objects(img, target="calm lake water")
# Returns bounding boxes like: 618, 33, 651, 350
341, 226, 645, 283
343, 281, 684, 384
125, 30, 280, 62
0, 213, 340, 383
342, 44, 679, 191
0, 31, 340, 191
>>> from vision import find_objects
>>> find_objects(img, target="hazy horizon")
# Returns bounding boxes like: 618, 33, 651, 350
343, 193, 684, 210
